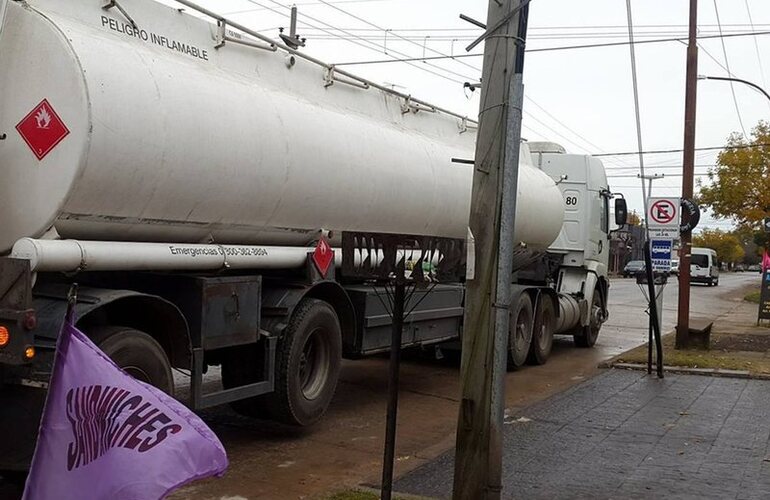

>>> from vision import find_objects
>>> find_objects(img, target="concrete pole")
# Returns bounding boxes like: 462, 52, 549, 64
453, 1, 529, 499
677, 0, 698, 349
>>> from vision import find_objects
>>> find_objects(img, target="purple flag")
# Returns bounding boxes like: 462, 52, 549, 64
22, 319, 228, 500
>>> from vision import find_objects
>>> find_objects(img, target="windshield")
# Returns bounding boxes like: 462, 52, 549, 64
626, 261, 644, 269
691, 255, 709, 267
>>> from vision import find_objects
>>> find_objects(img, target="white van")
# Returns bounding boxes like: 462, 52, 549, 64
690, 247, 719, 286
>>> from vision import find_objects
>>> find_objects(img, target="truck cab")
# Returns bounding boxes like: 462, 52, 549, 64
526, 142, 618, 348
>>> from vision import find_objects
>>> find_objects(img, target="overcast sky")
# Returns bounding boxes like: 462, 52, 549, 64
166, 0, 770, 231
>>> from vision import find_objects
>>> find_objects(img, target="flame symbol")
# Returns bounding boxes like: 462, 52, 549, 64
35, 106, 52, 129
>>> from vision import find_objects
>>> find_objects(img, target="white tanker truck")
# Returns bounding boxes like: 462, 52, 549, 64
0, 0, 627, 471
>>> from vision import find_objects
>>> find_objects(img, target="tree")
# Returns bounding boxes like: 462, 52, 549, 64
692, 228, 745, 264
733, 224, 766, 264
698, 121, 770, 242
627, 210, 642, 226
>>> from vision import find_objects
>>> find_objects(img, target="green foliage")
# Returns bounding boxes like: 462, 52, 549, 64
698, 121, 770, 233
692, 228, 745, 263
627, 210, 642, 226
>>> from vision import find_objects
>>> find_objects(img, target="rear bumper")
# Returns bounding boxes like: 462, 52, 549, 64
690, 275, 714, 283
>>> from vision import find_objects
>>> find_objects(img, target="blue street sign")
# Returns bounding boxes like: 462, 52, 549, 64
650, 238, 673, 273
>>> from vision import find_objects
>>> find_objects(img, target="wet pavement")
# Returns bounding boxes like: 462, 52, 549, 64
0, 274, 760, 499
395, 369, 770, 500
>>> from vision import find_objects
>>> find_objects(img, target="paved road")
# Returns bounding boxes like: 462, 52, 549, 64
0, 274, 759, 499
599, 273, 758, 361
396, 369, 770, 500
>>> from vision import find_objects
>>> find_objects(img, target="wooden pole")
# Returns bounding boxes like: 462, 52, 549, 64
677, 0, 698, 349
453, 1, 529, 498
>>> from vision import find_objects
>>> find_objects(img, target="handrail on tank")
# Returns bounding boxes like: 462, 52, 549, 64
172, 0, 477, 126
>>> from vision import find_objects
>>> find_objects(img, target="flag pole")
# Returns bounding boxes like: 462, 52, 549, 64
65, 283, 78, 324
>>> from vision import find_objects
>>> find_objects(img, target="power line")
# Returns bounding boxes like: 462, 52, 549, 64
316, 0, 482, 74
593, 142, 770, 157
332, 30, 770, 66
243, 0, 470, 84
744, 0, 770, 113
713, 0, 748, 138
223, 0, 391, 15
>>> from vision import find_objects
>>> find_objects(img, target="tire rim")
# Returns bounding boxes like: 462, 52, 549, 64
299, 327, 330, 401
537, 312, 552, 351
514, 307, 532, 354
589, 295, 602, 341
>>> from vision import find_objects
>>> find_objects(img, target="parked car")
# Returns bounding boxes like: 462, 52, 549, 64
734, 264, 745, 272
623, 260, 646, 278
748, 264, 762, 273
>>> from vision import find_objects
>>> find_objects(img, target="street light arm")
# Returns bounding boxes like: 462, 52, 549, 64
699, 75, 770, 103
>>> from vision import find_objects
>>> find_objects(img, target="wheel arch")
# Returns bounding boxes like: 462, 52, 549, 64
261, 281, 356, 348
33, 286, 191, 369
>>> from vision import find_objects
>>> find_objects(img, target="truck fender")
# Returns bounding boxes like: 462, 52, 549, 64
261, 281, 356, 352
33, 285, 191, 369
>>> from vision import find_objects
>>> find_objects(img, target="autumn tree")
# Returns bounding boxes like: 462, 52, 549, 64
627, 210, 642, 226
733, 224, 767, 264
698, 121, 770, 251
692, 228, 745, 264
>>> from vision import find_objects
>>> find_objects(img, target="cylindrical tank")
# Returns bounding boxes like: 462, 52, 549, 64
0, 0, 564, 255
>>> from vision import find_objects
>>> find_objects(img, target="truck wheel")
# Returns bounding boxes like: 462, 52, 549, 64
527, 296, 555, 365
574, 290, 602, 348
507, 293, 534, 370
264, 299, 342, 426
90, 326, 174, 395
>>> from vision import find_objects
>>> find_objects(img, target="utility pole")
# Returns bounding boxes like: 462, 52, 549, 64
453, 1, 529, 499
677, 0, 698, 349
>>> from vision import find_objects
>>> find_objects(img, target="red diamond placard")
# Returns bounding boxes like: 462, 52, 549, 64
16, 99, 70, 161
312, 237, 334, 278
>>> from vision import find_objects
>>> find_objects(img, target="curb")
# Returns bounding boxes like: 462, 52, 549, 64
604, 362, 770, 380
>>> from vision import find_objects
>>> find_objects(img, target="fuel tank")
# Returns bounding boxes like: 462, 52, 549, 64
0, 0, 564, 254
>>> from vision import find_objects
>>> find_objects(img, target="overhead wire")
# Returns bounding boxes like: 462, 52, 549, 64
241, 0, 470, 84
713, 0, 748, 138
260, 0, 479, 82
331, 30, 770, 65
593, 142, 770, 157
313, 0, 641, 167
316, 0, 483, 74
744, 0, 770, 114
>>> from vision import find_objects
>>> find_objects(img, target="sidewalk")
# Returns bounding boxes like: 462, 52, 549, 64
395, 369, 770, 500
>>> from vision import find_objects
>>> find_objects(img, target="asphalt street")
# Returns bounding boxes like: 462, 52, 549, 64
0, 273, 759, 499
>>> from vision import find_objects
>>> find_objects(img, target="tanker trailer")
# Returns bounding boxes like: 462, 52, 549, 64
0, 0, 626, 472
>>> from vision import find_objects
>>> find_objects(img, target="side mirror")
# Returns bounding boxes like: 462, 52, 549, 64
614, 197, 628, 226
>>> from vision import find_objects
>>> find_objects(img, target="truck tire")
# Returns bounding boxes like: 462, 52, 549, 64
527, 296, 555, 365
507, 293, 534, 370
89, 326, 174, 395
263, 299, 342, 426
574, 290, 602, 348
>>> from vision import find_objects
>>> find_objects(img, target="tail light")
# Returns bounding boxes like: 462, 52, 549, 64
0, 326, 9, 347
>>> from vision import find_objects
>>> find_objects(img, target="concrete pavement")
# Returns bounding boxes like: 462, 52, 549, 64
395, 369, 770, 500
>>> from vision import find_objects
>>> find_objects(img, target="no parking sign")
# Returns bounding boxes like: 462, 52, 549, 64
647, 197, 681, 239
